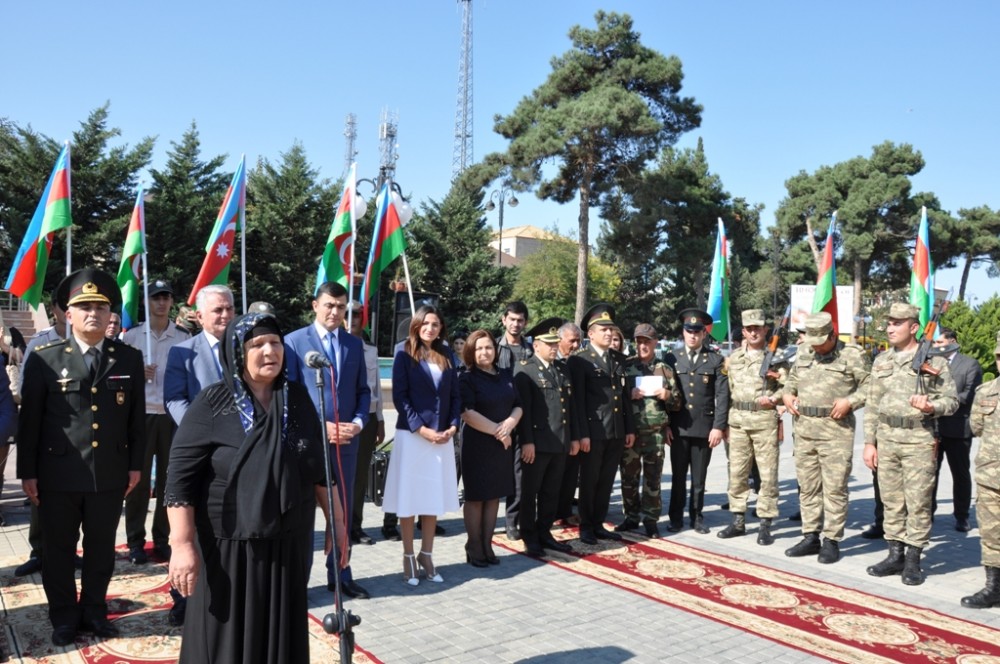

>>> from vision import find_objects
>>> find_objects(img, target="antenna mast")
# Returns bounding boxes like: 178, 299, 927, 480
452, 0, 473, 177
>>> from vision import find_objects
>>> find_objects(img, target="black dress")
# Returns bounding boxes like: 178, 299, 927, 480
165, 381, 326, 664
459, 367, 519, 501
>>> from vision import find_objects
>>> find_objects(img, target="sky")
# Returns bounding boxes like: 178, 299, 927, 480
4, 0, 999, 301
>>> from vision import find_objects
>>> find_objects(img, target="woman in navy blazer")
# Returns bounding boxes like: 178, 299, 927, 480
382, 305, 461, 585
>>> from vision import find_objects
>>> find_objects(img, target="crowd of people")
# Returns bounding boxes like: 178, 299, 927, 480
2, 269, 1000, 660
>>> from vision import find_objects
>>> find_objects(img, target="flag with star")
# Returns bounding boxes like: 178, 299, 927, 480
187, 155, 246, 305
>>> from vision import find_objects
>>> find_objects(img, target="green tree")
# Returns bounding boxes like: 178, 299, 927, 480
245, 143, 337, 330
938, 206, 1000, 302
405, 186, 517, 337
146, 122, 229, 300
775, 141, 943, 334
513, 229, 619, 323
476, 11, 700, 322
941, 297, 1000, 377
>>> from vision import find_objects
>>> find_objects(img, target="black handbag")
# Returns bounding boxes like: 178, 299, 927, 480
367, 439, 391, 507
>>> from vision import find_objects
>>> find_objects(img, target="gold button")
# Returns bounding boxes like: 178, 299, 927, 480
688, 404, 693, 409
613, 408, 618, 412
91, 405, 98, 412
92, 423, 99, 430
689, 393, 694, 398
92, 441, 99, 448
91, 387, 98, 394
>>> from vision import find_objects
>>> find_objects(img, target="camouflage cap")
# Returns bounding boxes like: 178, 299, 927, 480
802, 312, 834, 347
887, 302, 921, 321
741, 309, 766, 327
633, 323, 658, 340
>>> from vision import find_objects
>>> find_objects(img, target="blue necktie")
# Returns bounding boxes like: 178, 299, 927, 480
325, 331, 340, 380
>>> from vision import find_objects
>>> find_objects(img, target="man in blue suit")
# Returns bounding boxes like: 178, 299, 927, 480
161, 284, 234, 625
164, 285, 235, 426
286, 281, 371, 599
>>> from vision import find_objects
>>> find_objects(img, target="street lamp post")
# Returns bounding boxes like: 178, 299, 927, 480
486, 186, 518, 266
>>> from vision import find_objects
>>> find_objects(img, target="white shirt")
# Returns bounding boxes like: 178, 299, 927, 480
124, 321, 190, 415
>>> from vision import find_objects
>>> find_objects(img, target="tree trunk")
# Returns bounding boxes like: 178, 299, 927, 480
852, 259, 862, 338
959, 255, 972, 302
575, 163, 594, 324
805, 215, 822, 272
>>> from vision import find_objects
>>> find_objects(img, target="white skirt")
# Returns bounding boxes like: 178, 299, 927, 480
382, 428, 460, 517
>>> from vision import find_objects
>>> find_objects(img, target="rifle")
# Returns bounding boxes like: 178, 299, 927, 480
760, 304, 792, 396
911, 289, 953, 393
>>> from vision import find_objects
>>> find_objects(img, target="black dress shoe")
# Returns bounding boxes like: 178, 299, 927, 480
523, 541, 545, 557
129, 546, 148, 565
506, 525, 521, 541
338, 580, 371, 599
51, 624, 77, 646
692, 517, 710, 534
352, 529, 375, 545
579, 530, 598, 545
381, 525, 401, 541
594, 527, 623, 541
80, 617, 120, 638
540, 536, 573, 553
15, 556, 42, 577
956, 518, 972, 533
666, 522, 683, 533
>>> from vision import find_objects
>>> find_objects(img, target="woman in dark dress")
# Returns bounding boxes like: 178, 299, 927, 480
166, 313, 341, 663
459, 329, 523, 566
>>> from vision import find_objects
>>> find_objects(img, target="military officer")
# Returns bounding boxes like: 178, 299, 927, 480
568, 304, 636, 545
668, 308, 729, 534
17, 269, 146, 646
513, 317, 580, 556
616, 323, 678, 538
782, 312, 869, 564
864, 302, 957, 585
962, 330, 1000, 609
718, 310, 785, 545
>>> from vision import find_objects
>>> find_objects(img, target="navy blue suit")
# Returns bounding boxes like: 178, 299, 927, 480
392, 349, 461, 435
285, 324, 370, 585
164, 332, 223, 426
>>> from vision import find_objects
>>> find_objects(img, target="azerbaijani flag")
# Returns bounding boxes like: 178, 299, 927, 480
316, 162, 358, 291
811, 213, 839, 334
4, 144, 73, 308
706, 217, 730, 342
187, 156, 246, 305
910, 206, 934, 338
116, 187, 146, 330
359, 182, 406, 329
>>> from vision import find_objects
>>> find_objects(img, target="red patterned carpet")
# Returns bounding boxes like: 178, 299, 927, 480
0, 546, 380, 663
496, 527, 1000, 664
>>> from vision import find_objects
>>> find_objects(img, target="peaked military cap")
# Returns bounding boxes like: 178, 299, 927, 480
581, 303, 617, 329
57, 268, 120, 308
148, 279, 173, 297
887, 302, 921, 321
679, 308, 712, 332
527, 317, 564, 344
802, 312, 834, 346
741, 309, 766, 327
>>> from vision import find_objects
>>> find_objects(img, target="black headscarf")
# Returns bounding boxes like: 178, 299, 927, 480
217, 312, 298, 538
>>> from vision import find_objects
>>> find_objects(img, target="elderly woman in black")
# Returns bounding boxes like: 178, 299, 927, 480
166, 313, 342, 663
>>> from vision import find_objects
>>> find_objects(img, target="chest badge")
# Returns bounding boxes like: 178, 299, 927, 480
117, 392, 125, 405
57, 368, 71, 392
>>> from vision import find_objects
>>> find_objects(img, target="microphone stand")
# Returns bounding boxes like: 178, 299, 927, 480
313, 365, 360, 663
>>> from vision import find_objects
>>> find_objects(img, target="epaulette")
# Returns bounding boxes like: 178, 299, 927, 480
35, 338, 68, 353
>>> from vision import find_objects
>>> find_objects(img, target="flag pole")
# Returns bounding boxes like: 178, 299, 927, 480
139, 184, 152, 362
65, 141, 73, 276
347, 163, 357, 331
239, 154, 247, 315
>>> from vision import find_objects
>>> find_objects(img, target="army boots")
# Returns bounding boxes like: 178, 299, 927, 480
757, 519, 774, 546
961, 566, 1000, 609
867, 540, 905, 577
717, 513, 746, 539
784, 532, 821, 557
817, 538, 840, 564
901, 545, 925, 586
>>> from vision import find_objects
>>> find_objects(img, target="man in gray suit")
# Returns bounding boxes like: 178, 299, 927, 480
164, 285, 235, 426
932, 327, 983, 532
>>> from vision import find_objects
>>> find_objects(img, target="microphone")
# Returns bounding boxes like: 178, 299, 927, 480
305, 350, 332, 369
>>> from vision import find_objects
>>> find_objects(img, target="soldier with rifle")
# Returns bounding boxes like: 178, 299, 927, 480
864, 302, 957, 586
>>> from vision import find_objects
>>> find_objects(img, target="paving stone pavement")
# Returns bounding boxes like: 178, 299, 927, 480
2, 409, 999, 662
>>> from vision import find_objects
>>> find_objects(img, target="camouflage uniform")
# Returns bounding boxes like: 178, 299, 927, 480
970, 376, 1000, 568
785, 340, 870, 542
620, 356, 678, 524
864, 347, 957, 549
964, 333, 1000, 608
726, 347, 785, 518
